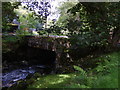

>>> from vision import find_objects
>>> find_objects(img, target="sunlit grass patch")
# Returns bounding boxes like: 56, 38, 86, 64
28, 74, 78, 88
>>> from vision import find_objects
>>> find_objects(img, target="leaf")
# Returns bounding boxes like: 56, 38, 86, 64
73, 65, 86, 74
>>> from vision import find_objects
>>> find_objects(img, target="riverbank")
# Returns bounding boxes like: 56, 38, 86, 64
6, 51, 119, 89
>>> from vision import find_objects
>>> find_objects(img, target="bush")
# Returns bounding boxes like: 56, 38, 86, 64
74, 51, 119, 88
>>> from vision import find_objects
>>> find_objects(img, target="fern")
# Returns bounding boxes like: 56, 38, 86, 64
73, 65, 87, 76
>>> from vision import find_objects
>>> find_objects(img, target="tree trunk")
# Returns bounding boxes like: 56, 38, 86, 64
112, 28, 120, 47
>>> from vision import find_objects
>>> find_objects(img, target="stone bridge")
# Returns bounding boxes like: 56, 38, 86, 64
24, 36, 71, 67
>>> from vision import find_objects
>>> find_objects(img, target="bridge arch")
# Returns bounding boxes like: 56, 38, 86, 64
24, 36, 71, 68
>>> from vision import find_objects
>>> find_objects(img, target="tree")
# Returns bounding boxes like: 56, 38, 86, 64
67, 2, 120, 47
56, 1, 78, 35
14, 5, 42, 34
21, 0, 55, 36
107, 2, 120, 46
23, 0, 52, 29
2, 2, 21, 32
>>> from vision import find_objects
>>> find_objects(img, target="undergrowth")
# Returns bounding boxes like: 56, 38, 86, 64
8, 51, 119, 89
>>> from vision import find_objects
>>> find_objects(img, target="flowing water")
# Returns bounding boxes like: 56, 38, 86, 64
2, 65, 49, 87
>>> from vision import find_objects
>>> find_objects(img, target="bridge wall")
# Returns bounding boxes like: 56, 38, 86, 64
24, 36, 71, 68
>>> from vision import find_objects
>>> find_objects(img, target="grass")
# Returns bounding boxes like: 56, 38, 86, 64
91, 51, 119, 88
28, 74, 80, 88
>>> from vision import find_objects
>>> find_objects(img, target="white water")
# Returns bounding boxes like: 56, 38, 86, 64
2, 65, 47, 87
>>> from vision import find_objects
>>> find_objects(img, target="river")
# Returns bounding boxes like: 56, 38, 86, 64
2, 65, 50, 87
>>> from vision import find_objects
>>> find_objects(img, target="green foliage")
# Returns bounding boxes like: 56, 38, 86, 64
3, 1, 119, 89
57, 1, 78, 26
16, 29, 31, 36
70, 32, 109, 49
2, 2, 21, 32
48, 24, 64, 35
65, 2, 120, 48
27, 74, 79, 88
2, 35, 24, 53
14, 5, 44, 35
7, 51, 119, 89
93, 52, 119, 73
37, 30, 47, 35
2, 35, 21, 43
55, 1, 79, 35
73, 65, 86, 75
73, 51, 119, 88
91, 52, 119, 88
92, 72, 118, 88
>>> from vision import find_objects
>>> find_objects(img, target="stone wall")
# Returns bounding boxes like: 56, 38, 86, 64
24, 36, 71, 68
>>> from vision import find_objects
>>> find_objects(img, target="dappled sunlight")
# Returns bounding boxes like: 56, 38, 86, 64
14, 6, 30, 16
49, 74, 71, 84
28, 51, 120, 88
43, 74, 72, 85
2, 0, 120, 89
58, 74, 71, 78
50, 79, 64, 85
29, 74, 75, 88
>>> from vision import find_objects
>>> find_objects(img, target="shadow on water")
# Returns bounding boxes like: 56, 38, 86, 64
2, 46, 56, 88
